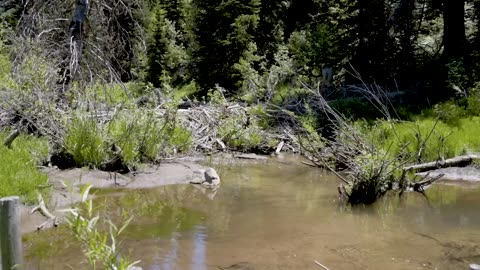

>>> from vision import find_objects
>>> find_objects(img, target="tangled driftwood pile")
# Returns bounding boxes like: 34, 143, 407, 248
0, 98, 301, 157
175, 102, 299, 154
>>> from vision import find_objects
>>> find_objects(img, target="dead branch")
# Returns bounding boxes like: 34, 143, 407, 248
31, 193, 56, 220
403, 154, 480, 173
31, 192, 60, 230
301, 161, 318, 167
3, 129, 20, 148
410, 173, 445, 192
275, 141, 285, 154
314, 260, 331, 270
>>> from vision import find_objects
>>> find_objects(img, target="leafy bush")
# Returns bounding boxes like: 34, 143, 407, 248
0, 131, 49, 204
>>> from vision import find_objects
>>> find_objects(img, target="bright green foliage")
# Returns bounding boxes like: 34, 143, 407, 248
0, 132, 49, 204
363, 117, 480, 163
217, 108, 276, 153
70, 82, 134, 107
66, 185, 140, 270
64, 109, 193, 168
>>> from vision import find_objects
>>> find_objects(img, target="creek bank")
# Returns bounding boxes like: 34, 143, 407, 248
21, 160, 208, 233
417, 166, 480, 183
21, 152, 277, 233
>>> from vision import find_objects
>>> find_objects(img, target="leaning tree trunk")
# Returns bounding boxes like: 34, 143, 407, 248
59, 0, 89, 90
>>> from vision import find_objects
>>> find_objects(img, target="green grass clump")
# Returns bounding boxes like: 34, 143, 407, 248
64, 109, 193, 168
363, 116, 480, 163
0, 132, 49, 204
65, 114, 107, 168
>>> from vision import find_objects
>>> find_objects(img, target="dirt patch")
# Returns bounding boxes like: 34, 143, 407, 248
21, 160, 207, 233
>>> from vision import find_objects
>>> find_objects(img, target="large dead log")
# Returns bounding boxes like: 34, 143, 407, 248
403, 154, 480, 173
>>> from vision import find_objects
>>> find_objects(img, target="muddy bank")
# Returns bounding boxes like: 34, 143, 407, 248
21, 160, 207, 233
417, 166, 480, 185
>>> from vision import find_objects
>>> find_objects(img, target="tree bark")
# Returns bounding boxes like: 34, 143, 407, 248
59, 0, 89, 88
443, 0, 467, 61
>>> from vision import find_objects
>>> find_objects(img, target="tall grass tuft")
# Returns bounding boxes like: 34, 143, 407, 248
63, 109, 193, 169
65, 113, 107, 168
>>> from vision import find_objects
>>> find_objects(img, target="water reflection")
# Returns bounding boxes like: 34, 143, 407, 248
158, 232, 180, 270
191, 226, 207, 270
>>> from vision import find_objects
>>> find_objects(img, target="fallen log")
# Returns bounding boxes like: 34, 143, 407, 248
403, 154, 480, 173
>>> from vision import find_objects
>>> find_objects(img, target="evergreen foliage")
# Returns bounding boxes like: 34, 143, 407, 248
3, 0, 480, 104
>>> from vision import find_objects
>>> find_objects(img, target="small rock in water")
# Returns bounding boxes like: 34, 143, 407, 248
470, 264, 480, 270
190, 167, 220, 187
204, 167, 220, 185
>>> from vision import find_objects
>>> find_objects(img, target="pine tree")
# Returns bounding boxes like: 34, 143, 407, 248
191, 0, 261, 96
255, 0, 288, 65
146, 3, 189, 88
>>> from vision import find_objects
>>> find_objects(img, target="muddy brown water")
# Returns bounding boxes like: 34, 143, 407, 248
23, 156, 480, 270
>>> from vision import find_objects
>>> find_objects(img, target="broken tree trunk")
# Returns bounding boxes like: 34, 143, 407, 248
60, 0, 89, 87
3, 129, 20, 148
403, 154, 480, 173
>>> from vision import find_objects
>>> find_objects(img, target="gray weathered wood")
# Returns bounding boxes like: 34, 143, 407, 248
403, 154, 480, 173
3, 129, 19, 149
0, 196, 23, 270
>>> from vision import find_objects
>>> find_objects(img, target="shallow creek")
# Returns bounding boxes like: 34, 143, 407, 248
23, 156, 480, 269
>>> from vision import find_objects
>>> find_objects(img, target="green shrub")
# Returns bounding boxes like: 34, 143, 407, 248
432, 101, 467, 126
70, 82, 134, 108
168, 125, 193, 154
217, 111, 276, 153
0, 131, 49, 204
66, 185, 140, 270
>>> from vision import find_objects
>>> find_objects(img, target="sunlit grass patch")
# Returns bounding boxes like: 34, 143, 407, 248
362, 116, 480, 163
63, 109, 193, 168
0, 131, 49, 204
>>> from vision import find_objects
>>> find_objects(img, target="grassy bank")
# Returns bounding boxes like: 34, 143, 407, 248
361, 116, 480, 163
0, 131, 50, 204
